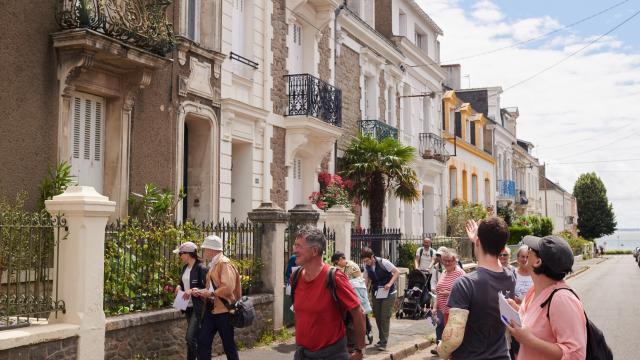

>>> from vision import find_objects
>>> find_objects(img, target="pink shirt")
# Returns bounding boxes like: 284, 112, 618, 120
517, 281, 587, 360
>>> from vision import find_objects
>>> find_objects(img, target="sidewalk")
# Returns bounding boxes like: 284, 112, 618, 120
214, 317, 435, 360
568, 255, 609, 279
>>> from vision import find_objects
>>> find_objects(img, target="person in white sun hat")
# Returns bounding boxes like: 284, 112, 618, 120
192, 235, 241, 360
173, 241, 209, 360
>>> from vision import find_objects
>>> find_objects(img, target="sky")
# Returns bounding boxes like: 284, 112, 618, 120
416, 0, 640, 228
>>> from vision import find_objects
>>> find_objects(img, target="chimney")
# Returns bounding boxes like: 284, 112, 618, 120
441, 64, 461, 90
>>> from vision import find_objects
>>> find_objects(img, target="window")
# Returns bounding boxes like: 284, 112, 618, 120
423, 96, 430, 132
415, 32, 423, 50
436, 40, 441, 63
449, 108, 455, 135
471, 174, 478, 203
398, 11, 407, 36
449, 168, 457, 204
464, 119, 470, 142
187, 0, 198, 40
470, 121, 476, 145
454, 112, 462, 138
364, 76, 376, 119
232, 0, 246, 55
70, 93, 105, 193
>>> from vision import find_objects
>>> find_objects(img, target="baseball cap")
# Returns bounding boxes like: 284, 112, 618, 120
173, 241, 197, 254
202, 235, 224, 251
523, 235, 574, 274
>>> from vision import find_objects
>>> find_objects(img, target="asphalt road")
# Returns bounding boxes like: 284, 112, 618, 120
568, 255, 640, 360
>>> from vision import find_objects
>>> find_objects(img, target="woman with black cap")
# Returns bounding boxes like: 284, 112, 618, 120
506, 235, 587, 360
174, 241, 209, 360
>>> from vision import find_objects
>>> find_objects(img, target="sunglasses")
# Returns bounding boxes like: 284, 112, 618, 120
499, 254, 509, 257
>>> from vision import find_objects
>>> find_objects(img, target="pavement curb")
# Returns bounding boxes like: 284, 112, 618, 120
367, 339, 434, 360
566, 266, 589, 280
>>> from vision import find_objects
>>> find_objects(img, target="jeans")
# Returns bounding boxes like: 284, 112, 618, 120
198, 311, 239, 360
435, 310, 445, 342
371, 292, 397, 345
185, 307, 200, 360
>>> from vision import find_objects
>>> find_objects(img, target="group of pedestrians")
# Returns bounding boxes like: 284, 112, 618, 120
174, 235, 242, 360
173, 217, 593, 360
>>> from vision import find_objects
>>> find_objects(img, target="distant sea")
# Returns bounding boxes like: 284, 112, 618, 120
595, 229, 640, 251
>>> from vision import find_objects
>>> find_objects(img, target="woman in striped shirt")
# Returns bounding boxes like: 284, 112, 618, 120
431, 248, 466, 355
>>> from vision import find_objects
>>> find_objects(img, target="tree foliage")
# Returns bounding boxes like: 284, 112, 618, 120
573, 173, 616, 240
446, 201, 488, 237
340, 135, 420, 231
514, 214, 553, 237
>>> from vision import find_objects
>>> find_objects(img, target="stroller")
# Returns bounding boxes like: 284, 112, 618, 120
396, 269, 432, 320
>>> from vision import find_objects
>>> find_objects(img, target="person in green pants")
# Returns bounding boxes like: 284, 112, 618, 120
360, 247, 400, 351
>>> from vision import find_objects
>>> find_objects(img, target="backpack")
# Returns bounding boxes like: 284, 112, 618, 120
542, 288, 613, 360
290, 266, 341, 310
419, 247, 435, 260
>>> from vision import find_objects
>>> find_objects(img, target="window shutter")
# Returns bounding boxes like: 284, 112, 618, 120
83, 99, 92, 160
72, 97, 81, 159
94, 101, 103, 161
470, 121, 476, 145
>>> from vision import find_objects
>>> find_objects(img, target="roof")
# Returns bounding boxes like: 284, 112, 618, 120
455, 89, 489, 119
410, 0, 444, 35
542, 177, 572, 195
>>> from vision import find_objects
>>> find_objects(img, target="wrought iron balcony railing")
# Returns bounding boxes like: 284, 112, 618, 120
55, 0, 176, 56
497, 180, 516, 198
419, 132, 449, 163
284, 74, 342, 127
359, 120, 398, 141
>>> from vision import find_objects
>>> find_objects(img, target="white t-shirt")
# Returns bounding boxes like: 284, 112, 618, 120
182, 265, 193, 307
415, 247, 435, 271
514, 271, 533, 301
363, 258, 398, 294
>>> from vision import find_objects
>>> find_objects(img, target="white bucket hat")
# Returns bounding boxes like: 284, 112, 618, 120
202, 235, 223, 251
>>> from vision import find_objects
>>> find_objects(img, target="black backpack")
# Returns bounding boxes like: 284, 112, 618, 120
541, 288, 613, 360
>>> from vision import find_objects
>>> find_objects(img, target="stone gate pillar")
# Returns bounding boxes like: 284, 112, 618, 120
322, 205, 355, 260
248, 202, 289, 330
46, 186, 115, 360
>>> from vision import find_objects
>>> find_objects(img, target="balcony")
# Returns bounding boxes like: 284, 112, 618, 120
285, 74, 342, 127
55, 0, 175, 56
497, 180, 516, 198
359, 120, 398, 142
419, 133, 449, 163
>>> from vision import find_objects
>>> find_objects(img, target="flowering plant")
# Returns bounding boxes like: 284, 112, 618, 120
308, 172, 353, 211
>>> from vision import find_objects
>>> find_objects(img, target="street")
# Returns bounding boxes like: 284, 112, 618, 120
569, 255, 640, 360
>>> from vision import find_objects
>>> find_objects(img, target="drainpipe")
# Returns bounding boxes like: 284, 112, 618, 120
332, 2, 346, 174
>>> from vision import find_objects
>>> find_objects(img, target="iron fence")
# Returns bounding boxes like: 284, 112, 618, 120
104, 220, 262, 316
285, 74, 342, 126
0, 211, 66, 330
55, 0, 175, 56
351, 228, 402, 268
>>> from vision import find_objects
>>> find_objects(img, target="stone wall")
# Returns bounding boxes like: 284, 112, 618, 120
270, 126, 287, 209
0, 336, 78, 360
335, 44, 362, 151
105, 294, 274, 359
378, 70, 387, 122
0, 1, 59, 210
375, 0, 393, 40
318, 29, 332, 83
271, 0, 289, 116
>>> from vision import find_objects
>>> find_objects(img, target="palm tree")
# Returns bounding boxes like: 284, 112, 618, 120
340, 134, 420, 238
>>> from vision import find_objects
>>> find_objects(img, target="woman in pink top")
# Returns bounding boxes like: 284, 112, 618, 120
507, 235, 587, 360
431, 248, 465, 355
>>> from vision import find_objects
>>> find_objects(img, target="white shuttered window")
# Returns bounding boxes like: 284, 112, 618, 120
70, 93, 105, 193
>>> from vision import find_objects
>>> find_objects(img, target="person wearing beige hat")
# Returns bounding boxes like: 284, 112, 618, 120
192, 235, 241, 360
173, 241, 209, 360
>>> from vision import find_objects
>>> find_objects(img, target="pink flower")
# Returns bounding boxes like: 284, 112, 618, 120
317, 201, 327, 209
343, 180, 353, 190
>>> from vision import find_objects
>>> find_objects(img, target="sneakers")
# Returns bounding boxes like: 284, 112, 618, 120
430, 348, 439, 355
375, 342, 387, 350
367, 334, 373, 345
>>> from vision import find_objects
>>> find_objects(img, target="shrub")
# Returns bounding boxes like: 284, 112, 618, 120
497, 206, 516, 226
38, 162, 74, 209
396, 242, 420, 270
558, 230, 590, 255
514, 214, 554, 237
446, 201, 488, 237
128, 183, 186, 224
604, 250, 632, 255
508, 225, 532, 245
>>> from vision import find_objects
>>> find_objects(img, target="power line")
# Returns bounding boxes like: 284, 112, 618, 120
440, 0, 631, 63
500, 7, 640, 94
536, 121, 636, 150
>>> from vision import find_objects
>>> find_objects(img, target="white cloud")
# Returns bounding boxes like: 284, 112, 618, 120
417, 0, 640, 228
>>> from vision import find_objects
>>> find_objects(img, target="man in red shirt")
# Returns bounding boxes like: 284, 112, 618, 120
292, 225, 365, 360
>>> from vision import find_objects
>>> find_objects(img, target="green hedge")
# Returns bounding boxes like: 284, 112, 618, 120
604, 250, 632, 255
397, 242, 420, 270
508, 225, 532, 245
